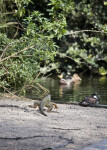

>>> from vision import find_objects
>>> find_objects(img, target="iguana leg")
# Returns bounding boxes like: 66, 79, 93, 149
28, 102, 39, 108
47, 102, 58, 112
47, 103, 54, 112
52, 103, 58, 109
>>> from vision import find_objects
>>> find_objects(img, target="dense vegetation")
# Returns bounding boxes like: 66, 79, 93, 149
0, 0, 107, 95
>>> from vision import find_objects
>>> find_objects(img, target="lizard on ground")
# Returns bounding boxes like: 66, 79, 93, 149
29, 94, 58, 116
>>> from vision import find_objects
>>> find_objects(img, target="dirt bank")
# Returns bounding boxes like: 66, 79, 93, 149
0, 96, 107, 150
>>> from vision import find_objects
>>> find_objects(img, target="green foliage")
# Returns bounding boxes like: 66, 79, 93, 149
0, 32, 57, 94
104, 1, 107, 6
99, 67, 107, 76
0, 0, 64, 94
23, 10, 67, 39
0, 34, 36, 90
57, 0, 107, 75
0, 0, 107, 95
13, 0, 32, 17
48, 0, 75, 16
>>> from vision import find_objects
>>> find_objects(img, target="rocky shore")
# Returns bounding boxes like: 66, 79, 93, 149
0, 96, 107, 150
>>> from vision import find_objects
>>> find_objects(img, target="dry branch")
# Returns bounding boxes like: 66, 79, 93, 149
66, 30, 107, 35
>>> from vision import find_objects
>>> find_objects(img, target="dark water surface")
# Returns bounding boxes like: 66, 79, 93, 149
40, 76, 107, 105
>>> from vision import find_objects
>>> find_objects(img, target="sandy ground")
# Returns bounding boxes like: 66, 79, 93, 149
0, 96, 107, 150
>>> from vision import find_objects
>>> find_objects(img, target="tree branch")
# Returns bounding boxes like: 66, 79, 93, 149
66, 29, 107, 35
0, 44, 35, 63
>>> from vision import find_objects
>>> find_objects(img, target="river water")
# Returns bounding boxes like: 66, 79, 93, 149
39, 76, 107, 105
26, 75, 107, 105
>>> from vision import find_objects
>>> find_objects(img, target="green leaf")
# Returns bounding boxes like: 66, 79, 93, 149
99, 67, 107, 76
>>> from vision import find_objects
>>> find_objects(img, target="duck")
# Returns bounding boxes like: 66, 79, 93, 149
58, 73, 74, 85
58, 73, 81, 85
71, 73, 81, 82
79, 93, 99, 106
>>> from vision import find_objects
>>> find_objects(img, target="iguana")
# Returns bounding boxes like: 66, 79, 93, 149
29, 94, 58, 116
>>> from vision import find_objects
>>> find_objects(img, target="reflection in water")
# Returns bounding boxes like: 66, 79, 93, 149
40, 76, 107, 105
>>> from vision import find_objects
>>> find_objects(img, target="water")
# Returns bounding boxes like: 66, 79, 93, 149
39, 76, 107, 105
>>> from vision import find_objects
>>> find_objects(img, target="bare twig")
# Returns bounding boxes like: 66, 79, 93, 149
0, 85, 16, 97
0, 22, 18, 28
0, 44, 35, 63
11, 24, 25, 31
66, 30, 107, 35
0, 41, 17, 59
37, 83, 50, 93
0, 12, 16, 15
57, 52, 81, 64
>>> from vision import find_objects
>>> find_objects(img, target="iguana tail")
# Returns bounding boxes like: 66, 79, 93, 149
39, 94, 51, 116
39, 107, 47, 116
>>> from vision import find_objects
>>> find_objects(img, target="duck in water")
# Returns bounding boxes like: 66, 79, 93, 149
59, 73, 81, 86
58, 72, 74, 86
79, 93, 99, 107
71, 73, 81, 82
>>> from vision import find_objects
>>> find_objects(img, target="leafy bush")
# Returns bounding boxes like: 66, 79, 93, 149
57, 0, 107, 75
0, 0, 107, 96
